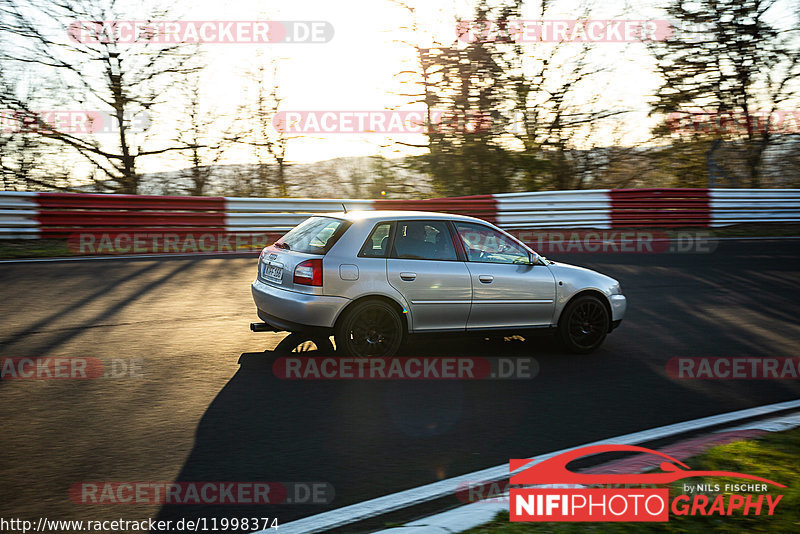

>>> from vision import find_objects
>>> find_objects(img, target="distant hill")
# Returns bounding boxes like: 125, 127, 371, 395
136, 155, 434, 198
78, 138, 799, 197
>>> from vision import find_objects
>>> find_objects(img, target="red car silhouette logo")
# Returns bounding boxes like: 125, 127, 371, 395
510, 444, 785, 487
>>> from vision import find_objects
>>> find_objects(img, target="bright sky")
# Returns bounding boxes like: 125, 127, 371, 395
5, 0, 798, 178
159, 0, 667, 170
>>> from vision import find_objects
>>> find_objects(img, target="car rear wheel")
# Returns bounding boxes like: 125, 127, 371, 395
335, 300, 404, 358
558, 294, 610, 353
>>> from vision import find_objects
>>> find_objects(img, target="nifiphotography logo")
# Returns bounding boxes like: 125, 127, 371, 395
509, 444, 784, 522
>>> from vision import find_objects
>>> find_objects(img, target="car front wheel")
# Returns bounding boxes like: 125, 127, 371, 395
335, 300, 404, 358
558, 294, 610, 353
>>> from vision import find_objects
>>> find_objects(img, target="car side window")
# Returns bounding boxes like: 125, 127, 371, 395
359, 222, 394, 258
391, 220, 458, 261
454, 222, 530, 264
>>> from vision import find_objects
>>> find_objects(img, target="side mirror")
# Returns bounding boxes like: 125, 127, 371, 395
528, 252, 540, 265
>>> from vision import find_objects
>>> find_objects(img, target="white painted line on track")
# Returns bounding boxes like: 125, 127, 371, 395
268, 398, 800, 534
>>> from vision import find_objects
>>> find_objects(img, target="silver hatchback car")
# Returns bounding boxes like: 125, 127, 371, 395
251, 211, 626, 357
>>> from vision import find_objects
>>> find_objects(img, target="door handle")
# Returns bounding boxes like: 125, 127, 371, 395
400, 272, 417, 281
478, 275, 494, 283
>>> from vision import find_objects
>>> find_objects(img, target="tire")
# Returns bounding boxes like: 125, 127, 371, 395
335, 300, 404, 358
558, 294, 610, 354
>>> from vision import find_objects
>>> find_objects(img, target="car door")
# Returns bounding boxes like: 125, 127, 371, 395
453, 221, 556, 329
386, 219, 472, 332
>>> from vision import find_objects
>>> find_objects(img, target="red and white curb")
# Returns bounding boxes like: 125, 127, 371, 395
266, 399, 800, 534
2, 189, 800, 239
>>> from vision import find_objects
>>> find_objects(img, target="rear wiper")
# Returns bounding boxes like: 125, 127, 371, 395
274, 242, 290, 250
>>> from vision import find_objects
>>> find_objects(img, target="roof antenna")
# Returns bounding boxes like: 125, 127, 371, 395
342, 202, 348, 214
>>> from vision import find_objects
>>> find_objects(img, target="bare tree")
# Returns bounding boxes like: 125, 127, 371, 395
0, 62, 78, 190
389, 0, 519, 196
230, 57, 292, 197
389, 0, 641, 194
650, 0, 800, 187
0, 0, 202, 193
501, 0, 647, 191
173, 74, 232, 196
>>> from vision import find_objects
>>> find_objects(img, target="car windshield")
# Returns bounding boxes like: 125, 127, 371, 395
275, 216, 350, 255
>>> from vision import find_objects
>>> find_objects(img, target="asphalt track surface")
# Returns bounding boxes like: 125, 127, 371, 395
1, 240, 799, 529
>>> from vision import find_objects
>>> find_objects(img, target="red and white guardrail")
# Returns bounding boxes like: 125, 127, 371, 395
1, 188, 799, 240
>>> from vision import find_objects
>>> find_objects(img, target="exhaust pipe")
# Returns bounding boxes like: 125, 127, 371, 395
250, 322, 275, 332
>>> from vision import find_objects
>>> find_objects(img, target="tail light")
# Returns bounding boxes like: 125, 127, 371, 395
294, 259, 323, 286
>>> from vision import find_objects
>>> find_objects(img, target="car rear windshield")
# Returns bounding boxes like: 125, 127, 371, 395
274, 216, 350, 255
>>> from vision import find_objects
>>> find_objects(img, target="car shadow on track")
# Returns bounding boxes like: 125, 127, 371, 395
152, 332, 574, 530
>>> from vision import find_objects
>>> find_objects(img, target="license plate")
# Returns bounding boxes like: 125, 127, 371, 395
264, 263, 283, 283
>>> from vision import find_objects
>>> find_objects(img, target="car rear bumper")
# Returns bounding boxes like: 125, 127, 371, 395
251, 279, 349, 331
